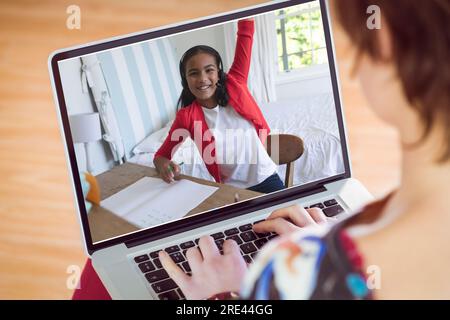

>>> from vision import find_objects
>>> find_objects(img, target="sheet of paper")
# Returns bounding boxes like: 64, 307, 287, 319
100, 177, 218, 228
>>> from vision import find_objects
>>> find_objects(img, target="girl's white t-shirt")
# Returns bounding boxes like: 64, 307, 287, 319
201, 105, 277, 189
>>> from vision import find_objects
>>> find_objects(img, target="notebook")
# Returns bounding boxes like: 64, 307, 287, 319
100, 177, 218, 228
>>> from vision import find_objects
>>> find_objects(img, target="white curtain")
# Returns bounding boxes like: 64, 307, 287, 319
223, 13, 278, 104
81, 55, 125, 164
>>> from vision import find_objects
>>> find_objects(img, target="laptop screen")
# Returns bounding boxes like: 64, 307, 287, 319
51, 0, 349, 250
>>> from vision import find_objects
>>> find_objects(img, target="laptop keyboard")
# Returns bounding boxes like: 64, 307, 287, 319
133, 198, 344, 300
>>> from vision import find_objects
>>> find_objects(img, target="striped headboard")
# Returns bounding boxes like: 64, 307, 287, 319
97, 37, 182, 159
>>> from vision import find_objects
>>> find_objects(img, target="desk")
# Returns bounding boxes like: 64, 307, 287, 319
88, 162, 262, 243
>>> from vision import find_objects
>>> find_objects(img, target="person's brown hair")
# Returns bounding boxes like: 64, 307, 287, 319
333, 0, 450, 162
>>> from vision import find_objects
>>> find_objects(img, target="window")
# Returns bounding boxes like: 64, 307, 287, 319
275, 1, 327, 73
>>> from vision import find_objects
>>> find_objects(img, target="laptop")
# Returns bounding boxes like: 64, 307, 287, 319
49, 0, 372, 299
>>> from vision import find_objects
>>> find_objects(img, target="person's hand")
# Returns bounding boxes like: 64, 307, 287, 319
153, 156, 180, 183
253, 205, 328, 236
159, 236, 247, 300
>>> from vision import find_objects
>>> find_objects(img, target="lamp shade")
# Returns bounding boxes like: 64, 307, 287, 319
69, 112, 102, 143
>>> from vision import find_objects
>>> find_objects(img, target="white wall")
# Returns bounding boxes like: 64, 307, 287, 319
275, 64, 333, 101
58, 57, 115, 175
170, 24, 226, 68
276, 76, 332, 101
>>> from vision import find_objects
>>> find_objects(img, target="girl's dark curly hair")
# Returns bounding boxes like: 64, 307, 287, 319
177, 45, 229, 109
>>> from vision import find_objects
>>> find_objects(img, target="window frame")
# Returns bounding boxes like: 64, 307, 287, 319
275, 1, 327, 75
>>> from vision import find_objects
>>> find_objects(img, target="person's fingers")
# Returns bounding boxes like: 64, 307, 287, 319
156, 160, 170, 179
198, 235, 220, 260
163, 164, 175, 182
159, 250, 190, 288
166, 167, 175, 180
268, 205, 316, 227
171, 162, 181, 175
266, 205, 298, 220
161, 173, 170, 183
222, 239, 241, 256
253, 218, 298, 235
157, 162, 173, 183
160, 172, 168, 183
306, 208, 327, 224
161, 172, 173, 183
223, 239, 247, 270
185, 246, 203, 273
171, 163, 181, 181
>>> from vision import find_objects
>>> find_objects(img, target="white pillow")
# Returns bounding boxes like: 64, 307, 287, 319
132, 120, 194, 154
132, 122, 172, 154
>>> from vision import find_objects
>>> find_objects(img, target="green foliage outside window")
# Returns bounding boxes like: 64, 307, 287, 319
276, 1, 327, 72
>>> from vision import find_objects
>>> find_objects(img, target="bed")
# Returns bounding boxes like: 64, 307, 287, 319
128, 92, 345, 186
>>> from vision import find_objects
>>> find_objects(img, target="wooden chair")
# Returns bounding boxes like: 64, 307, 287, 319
266, 134, 304, 188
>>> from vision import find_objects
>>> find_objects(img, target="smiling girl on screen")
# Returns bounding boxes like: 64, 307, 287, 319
153, 18, 284, 194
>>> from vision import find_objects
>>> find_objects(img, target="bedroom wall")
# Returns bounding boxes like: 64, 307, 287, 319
58, 58, 115, 175
275, 65, 333, 101
276, 77, 332, 101
170, 24, 226, 64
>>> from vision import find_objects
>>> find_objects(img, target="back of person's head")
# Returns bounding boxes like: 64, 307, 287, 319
333, 0, 450, 161
177, 45, 229, 108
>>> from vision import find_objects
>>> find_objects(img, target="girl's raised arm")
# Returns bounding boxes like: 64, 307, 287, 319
228, 19, 255, 84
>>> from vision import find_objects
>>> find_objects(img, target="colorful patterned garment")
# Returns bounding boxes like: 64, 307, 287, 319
239, 197, 391, 300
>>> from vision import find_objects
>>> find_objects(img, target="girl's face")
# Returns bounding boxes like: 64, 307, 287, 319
185, 52, 219, 108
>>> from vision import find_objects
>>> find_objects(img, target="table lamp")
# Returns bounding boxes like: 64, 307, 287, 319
69, 112, 102, 174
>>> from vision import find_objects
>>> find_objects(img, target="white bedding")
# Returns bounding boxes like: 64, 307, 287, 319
129, 93, 345, 187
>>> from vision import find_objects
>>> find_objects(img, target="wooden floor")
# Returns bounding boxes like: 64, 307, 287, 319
0, 0, 400, 299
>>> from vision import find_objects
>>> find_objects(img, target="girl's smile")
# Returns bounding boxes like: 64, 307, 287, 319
197, 84, 212, 91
